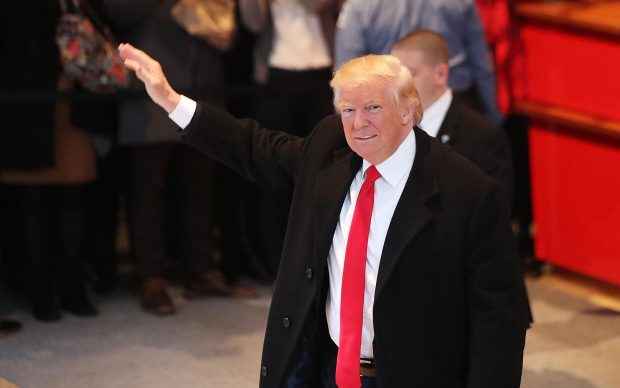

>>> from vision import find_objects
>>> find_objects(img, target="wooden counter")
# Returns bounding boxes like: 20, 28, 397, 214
516, 1, 620, 37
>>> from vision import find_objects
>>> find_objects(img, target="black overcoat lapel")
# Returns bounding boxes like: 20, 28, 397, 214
312, 147, 361, 273
436, 101, 460, 145
376, 129, 439, 297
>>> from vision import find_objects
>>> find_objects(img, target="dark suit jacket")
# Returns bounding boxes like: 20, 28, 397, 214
181, 104, 530, 388
436, 99, 514, 209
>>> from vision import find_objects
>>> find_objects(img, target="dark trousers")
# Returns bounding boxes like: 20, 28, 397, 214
84, 146, 125, 289
129, 143, 214, 282
504, 114, 535, 262
283, 336, 377, 388
251, 67, 334, 276
4, 184, 89, 304
214, 165, 268, 282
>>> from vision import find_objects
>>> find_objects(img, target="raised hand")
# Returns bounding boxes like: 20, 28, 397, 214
118, 43, 181, 113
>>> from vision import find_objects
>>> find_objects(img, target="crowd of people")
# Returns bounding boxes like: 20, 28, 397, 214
2, 6, 534, 383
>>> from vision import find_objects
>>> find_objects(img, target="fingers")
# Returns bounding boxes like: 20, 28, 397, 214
122, 58, 146, 82
117, 43, 179, 113
124, 58, 158, 86
122, 58, 140, 73
117, 43, 136, 61
118, 43, 161, 84
118, 43, 157, 70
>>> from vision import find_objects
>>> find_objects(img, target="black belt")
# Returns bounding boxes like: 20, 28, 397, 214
360, 358, 376, 378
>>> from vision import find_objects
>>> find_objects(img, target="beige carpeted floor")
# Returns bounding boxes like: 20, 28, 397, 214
0, 269, 619, 387
522, 271, 620, 387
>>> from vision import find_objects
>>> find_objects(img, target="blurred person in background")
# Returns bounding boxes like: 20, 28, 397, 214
239, 0, 341, 277
392, 30, 535, 327
0, 0, 98, 322
1, 243, 23, 336
68, 0, 124, 295
391, 29, 513, 209
102, 0, 255, 316
474, 0, 542, 274
335, 0, 502, 124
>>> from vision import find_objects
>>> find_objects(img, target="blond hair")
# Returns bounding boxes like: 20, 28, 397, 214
330, 54, 423, 125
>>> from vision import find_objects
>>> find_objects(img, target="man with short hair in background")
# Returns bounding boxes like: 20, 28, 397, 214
391, 29, 514, 209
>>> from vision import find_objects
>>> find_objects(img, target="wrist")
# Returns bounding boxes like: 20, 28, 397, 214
162, 90, 181, 114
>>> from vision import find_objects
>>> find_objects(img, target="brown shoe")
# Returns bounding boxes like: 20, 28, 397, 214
141, 278, 175, 316
184, 270, 259, 299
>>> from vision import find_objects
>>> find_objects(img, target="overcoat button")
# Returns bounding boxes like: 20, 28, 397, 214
305, 268, 313, 279
283, 317, 290, 328
261, 366, 268, 376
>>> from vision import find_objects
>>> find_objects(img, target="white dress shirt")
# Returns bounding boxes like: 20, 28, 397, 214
326, 129, 416, 358
169, 95, 197, 129
269, 0, 332, 70
418, 88, 453, 139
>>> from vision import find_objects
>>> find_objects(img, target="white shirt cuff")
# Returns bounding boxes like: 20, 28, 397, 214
168, 95, 197, 129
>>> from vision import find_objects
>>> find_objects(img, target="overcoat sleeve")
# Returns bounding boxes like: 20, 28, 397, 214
465, 182, 529, 386
179, 102, 307, 191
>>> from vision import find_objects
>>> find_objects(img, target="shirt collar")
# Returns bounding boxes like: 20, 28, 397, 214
362, 129, 416, 188
419, 88, 452, 138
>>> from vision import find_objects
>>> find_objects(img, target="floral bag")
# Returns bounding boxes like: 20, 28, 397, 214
55, 0, 129, 93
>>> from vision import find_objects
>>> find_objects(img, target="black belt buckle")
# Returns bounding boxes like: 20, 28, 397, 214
359, 358, 375, 378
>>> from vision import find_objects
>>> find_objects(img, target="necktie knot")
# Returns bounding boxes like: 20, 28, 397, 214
364, 165, 381, 185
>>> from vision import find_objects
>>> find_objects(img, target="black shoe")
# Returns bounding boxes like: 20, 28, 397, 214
93, 277, 117, 294
30, 276, 60, 322
523, 255, 553, 278
32, 299, 61, 322
0, 318, 23, 337
59, 279, 99, 317
60, 297, 98, 317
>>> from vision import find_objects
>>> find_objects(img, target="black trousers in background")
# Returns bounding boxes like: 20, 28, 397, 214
84, 145, 125, 289
3, 184, 89, 304
250, 67, 334, 276
213, 164, 269, 283
129, 143, 215, 282
504, 114, 535, 261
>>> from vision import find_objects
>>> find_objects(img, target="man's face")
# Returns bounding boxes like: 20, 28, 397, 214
337, 82, 411, 165
392, 49, 441, 110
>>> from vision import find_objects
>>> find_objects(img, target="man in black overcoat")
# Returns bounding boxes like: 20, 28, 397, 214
119, 43, 530, 388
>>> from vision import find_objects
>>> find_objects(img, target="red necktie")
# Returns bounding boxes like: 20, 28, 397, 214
336, 165, 381, 388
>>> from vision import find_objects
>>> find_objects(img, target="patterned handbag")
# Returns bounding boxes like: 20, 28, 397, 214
56, 0, 129, 93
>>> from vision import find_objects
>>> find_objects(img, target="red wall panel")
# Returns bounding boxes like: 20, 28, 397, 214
529, 124, 620, 285
522, 25, 620, 121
